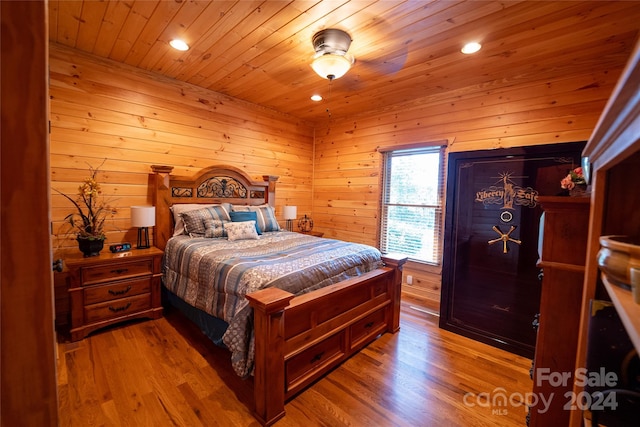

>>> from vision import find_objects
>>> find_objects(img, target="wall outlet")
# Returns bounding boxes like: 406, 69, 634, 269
406, 275, 413, 285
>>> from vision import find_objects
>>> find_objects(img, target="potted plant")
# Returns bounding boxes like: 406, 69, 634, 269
560, 166, 588, 196
55, 160, 115, 256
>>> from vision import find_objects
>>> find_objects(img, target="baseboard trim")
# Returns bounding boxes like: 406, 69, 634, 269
408, 305, 439, 317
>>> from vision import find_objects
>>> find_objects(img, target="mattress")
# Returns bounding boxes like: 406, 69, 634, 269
162, 231, 383, 377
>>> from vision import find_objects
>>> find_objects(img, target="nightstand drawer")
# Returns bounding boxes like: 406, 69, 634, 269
80, 259, 153, 285
84, 294, 151, 324
84, 278, 151, 305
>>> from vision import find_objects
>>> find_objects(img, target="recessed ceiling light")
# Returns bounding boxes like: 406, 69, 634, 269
169, 39, 189, 51
461, 42, 481, 54
310, 94, 323, 102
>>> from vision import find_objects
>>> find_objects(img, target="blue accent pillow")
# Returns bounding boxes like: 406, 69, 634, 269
230, 210, 262, 234
231, 204, 281, 232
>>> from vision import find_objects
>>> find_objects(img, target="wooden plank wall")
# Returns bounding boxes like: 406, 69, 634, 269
313, 68, 626, 306
49, 40, 629, 308
49, 43, 314, 254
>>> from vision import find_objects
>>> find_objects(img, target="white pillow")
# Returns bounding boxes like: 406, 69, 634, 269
170, 203, 231, 236
225, 220, 259, 241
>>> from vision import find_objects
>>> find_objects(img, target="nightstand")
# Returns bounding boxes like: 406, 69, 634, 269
298, 230, 324, 237
63, 247, 163, 341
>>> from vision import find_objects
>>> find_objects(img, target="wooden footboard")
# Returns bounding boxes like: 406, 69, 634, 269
246, 254, 406, 426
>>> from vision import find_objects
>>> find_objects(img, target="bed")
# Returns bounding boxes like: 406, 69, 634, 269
150, 164, 407, 426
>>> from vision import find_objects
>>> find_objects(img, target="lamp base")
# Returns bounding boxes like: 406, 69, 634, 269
136, 227, 150, 249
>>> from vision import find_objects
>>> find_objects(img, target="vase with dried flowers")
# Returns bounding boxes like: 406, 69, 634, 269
55, 160, 115, 256
560, 166, 588, 197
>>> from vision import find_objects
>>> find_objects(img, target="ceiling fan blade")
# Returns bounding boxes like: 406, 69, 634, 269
357, 49, 408, 76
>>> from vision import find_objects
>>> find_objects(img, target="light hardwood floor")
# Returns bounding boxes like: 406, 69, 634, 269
57, 296, 533, 426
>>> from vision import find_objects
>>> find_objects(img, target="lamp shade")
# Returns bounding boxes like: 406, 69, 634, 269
311, 53, 353, 80
131, 206, 155, 227
283, 205, 297, 220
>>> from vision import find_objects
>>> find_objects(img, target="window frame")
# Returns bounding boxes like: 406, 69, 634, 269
378, 143, 446, 266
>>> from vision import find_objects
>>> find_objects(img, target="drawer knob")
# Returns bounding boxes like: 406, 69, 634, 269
365, 321, 374, 329
108, 302, 132, 313
108, 285, 132, 296
111, 268, 129, 275
310, 351, 325, 363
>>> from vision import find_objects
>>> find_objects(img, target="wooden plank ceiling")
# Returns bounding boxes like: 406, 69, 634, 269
49, 1, 640, 123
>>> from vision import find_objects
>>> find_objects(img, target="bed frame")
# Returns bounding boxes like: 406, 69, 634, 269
150, 164, 406, 426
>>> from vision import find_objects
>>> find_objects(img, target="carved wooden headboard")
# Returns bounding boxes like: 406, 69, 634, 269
150, 165, 279, 250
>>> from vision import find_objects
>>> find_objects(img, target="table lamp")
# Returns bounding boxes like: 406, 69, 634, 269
131, 206, 155, 249
283, 205, 297, 232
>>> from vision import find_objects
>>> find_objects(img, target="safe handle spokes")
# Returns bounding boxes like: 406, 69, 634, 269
488, 225, 522, 253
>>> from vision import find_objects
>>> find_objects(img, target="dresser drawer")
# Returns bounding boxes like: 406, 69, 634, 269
80, 259, 153, 285
84, 278, 151, 305
84, 294, 151, 324
286, 331, 345, 389
350, 307, 387, 349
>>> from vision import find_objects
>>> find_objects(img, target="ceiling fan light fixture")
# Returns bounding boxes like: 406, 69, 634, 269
310, 28, 354, 80
311, 53, 353, 80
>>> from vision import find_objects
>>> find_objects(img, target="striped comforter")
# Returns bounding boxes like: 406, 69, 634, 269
163, 231, 383, 377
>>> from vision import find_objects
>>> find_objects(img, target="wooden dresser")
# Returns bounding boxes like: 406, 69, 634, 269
529, 196, 590, 426
569, 39, 640, 426
62, 247, 163, 341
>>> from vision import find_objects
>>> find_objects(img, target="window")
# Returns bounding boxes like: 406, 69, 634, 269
380, 145, 445, 265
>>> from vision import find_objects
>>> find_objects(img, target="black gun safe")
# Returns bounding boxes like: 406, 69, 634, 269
439, 142, 585, 358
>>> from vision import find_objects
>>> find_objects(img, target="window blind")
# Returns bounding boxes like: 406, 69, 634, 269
379, 145, 446, 265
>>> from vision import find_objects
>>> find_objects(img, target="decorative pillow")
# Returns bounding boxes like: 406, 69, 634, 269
181, 205, 231, 237
204, 218, 227, 238
231, 204, 281, 232
170, 203, 231, 236
225, 221, 259, 241
230, 210, 262, 234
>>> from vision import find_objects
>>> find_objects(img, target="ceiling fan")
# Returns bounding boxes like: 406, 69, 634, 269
307, 26, 408, 121
309, 27, 408, 84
